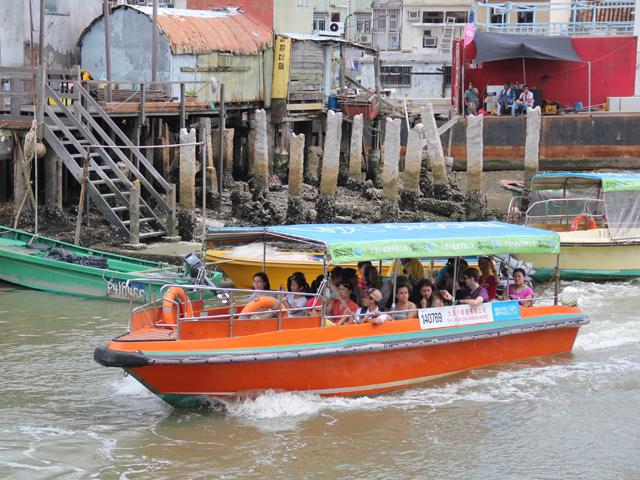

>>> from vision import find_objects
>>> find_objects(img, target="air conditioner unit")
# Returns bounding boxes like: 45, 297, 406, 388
423, 36, 437, 47
408, 11, 419, 20
359, 34, 372, 44
320, 22, 344, 37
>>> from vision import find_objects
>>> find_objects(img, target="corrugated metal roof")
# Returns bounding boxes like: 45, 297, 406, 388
132, 6, 272, 55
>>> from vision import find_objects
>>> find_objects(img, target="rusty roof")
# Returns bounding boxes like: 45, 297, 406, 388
80, 6, 272, 56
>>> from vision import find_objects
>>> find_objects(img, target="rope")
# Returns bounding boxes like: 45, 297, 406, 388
23, 120, 38, 165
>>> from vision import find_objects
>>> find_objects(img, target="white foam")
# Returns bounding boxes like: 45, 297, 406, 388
107, 375, 157, 399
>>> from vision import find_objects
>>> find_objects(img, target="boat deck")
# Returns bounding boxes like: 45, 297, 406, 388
115, 328, 177, 342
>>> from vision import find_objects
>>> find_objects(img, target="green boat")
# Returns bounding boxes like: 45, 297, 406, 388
0, 225, 222, 301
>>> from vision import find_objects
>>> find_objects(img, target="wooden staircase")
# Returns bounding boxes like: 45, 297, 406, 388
42, 81, 174, 241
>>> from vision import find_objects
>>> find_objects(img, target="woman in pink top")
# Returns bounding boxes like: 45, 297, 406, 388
499, 268, 534, 307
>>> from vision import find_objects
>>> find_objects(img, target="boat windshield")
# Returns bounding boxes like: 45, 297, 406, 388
604, 190, 640, 239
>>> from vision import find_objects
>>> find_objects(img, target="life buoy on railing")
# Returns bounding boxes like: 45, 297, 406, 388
162, 287, 194, 324
241, 296, 288, 318
570, 215, 597, 232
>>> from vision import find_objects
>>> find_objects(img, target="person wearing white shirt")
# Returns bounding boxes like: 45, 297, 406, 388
516, 84, 534, 115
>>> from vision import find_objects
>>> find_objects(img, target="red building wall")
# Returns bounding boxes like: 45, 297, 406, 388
453, 35, 637, 112
187, 0, 273, 30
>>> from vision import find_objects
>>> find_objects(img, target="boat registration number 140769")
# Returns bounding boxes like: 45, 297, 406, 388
418, 301, 521, 330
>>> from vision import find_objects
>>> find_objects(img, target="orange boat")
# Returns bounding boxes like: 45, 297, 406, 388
95, 222, 588, 407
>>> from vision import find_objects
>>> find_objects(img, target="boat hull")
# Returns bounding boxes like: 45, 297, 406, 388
0, 226, 221, 300
515, 230, 640, 281
97, 307, 587, 406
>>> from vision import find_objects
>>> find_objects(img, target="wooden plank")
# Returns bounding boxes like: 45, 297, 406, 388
287, 103, 323, 111
290, 66, 323, 74
180, 66, 250, 72
0, 91, 32, 99
289, 84, 324, 93
289, 93, 325, 101
289, 73, 324, 82
0, 245, 40, 255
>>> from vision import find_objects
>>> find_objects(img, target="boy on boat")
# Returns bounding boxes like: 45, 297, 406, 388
455, 268, 489, 306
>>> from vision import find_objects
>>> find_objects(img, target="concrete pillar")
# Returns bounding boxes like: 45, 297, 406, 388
44, 148, 62, 209
12, 132, 31, 219
165, 183, 178, 239
254, 109, 269, 189
288, 133, 305, 197
524, 106, 542, 194
129, 187, 140, 245
382, 117, 401, 202
320, 110, 342, 196
212, 127, 234, 188
247, 117, 256, 174
179, 128, 196, 210
466, 114, 484, 194
154, 137, 170, 178
349, 114, 363, 180
404, 124, 424, 191
421, 104, 447, 185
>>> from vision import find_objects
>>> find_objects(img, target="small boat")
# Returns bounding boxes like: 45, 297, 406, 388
0, 225, 221, 301
95, 221, 589, 406
509, 172, 640, 281
499, 179, 525, 197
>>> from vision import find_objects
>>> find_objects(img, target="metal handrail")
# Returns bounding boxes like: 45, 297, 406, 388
525, 198, 605, 228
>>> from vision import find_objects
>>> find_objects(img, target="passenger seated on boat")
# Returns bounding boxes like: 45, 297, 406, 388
436, 258, 468, 289
241, 272, 278, 320
384, 275, 412, 310
439, 267, 459, 305
455, 268, 489, 306
352, 288, 390, 325
328, 282, 359, 325
391, 284, 418, 320
327, 266, 344, 301
357, 261, 372, 292
498, 268, 534, 307
310, 274, 324, 294
280, 272, 310, 317
412, 278, 445, 308
364, 265, 392, 310
478, 256, 500, 300
341, 268, 362, 306
389, 258, 424, 282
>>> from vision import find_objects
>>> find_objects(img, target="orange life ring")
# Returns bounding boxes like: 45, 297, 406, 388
570, 215, 597, 231
241, 295, 288, 318
162, 287, 194, 324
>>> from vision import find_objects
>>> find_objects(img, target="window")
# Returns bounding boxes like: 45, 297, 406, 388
374, 9, 386, 29
44, 0, 58, 13
298, 0, 308, 6
388, 9, 400, 29
331, 12, 341, 22
314, 14, 327, 31
381, 66, 411, 87
490, 8, 505, 24
443, 65, 452, 87
446, 11, 467, 23
356, 15, 371, 33
423, 12, 444, 23
518, 10, 534, 23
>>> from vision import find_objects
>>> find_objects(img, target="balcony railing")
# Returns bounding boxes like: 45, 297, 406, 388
473, 1, 635, 36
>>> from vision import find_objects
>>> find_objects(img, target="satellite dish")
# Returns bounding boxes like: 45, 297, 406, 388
210, 76, 219, 95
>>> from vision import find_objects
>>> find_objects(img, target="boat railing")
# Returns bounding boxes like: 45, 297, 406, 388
506, 196, 527, 225
525, 198, 605, 231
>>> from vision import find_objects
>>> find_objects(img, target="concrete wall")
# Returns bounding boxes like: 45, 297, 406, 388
274, 0, 313, 34
360, 60, 446, 98
0, 0, 102, 68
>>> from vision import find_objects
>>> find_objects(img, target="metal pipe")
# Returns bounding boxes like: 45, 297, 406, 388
218, 83, 225, 210
588, 61, 592, 117
152, 0, 158, 85
104, 0, 112, 103
452, 258, 459, 304
554, 254, 560, 306
229, 290, 234, 337
202, 130, 207, 240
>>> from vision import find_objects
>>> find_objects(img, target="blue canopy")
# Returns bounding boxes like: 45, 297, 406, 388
206, 221, 560, 264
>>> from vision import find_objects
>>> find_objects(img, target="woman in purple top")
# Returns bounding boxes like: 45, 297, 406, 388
500, 268, 534, 307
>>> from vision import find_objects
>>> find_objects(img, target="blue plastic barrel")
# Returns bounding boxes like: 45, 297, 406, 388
574, 101, 583, 112
328, 94, 338, 109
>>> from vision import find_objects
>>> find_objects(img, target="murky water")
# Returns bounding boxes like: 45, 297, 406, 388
1, 279, 639, 479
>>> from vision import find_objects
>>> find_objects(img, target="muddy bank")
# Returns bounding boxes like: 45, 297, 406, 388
0, 170, 524, 256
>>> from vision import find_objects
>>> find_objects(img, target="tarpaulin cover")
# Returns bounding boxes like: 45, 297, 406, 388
207, 222, 560, 264
474, 31, 583, 63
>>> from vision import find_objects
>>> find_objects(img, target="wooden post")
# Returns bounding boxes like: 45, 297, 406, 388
36, 64, 46, 137
103, 0, 112, 103
139, 82, 146, 124
167, 183, 177, 237
9, 77, 20, 116
129, 187, 140, 245
151, 0, 158, 86
218, 83, 225, 210
339, 43, 346, 94
180, 83, 186, 130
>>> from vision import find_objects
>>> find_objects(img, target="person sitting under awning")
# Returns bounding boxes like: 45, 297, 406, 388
498, 82, 516, 117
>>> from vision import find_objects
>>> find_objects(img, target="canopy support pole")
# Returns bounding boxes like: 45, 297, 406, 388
554, 254, 560, 305
452, 258, 459, 304
522, 58, 526, 85
588, 61, 592, 117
